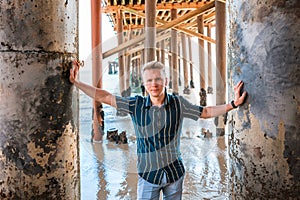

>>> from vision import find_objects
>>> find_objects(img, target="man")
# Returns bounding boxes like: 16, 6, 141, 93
70, 60, 247, 200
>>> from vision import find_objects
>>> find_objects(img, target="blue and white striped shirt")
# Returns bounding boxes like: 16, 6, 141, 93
116, 93, 203, 184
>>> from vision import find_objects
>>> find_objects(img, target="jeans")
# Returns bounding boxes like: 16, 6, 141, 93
137, 172, 184, 200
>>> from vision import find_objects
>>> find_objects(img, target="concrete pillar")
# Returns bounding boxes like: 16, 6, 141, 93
171, 9, 179, 94
0, 1, 79, 199
227, 0, 300, 198
145, 0, 156, 62
197, 15, 206, 106
215, 0, 226, 136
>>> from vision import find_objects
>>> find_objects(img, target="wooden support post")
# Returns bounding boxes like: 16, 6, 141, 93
160, 39, 165, 65
132, 53, 139, 88
125, 37, 132, 97
171, 9, 178, 94
145, 0, 156, 62
125, 54, 131, 97
117, 9, 125, 97
178, 42, 182, 87
116, 9, 127, 115
207, 23, 213, 94
197, 15, 206, 106
91, 0, 104, 141
215, 0, 226, 135
140, 50, 145, 67
188, 36, 195, 88
156, 42, 160, 62
103, 2, 216, 59
181, 33, 190, 94
137, 55, 142, 90
168, 52, 172, 89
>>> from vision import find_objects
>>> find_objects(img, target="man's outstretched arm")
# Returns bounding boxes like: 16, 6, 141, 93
69, 61, 117, 107
200, 80, 247, 119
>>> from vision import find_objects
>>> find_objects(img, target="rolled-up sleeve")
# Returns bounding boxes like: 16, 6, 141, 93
179, 96, 203, 120
115, 96, 137, 114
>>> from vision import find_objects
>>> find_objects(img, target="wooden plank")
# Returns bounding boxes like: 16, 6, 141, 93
103, 1, 215, 58
123, 11, 127, 26
102, 1, 212, 12
121, 4, 215, 43
158, 2, 215, 29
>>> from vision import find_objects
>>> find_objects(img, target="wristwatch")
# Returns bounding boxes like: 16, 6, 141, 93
231, 100, 238, 108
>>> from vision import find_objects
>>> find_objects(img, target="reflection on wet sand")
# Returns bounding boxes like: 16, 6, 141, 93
92, 137, 138, 199
81, 110, 229, 200
80, 71, 229, 200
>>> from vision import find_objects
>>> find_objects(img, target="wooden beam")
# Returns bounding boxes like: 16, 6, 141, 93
123, 11, 127, 26
102, 1, 213, 12
124, 29, 171, 58
120, 3, 215, 43
103, 1, 215, 59
158, 2, 215, 29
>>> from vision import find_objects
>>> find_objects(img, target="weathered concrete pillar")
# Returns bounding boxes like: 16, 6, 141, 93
227, 0, 300, 199
0, 1, 79, 199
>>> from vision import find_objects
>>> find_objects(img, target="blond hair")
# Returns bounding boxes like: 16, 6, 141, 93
142, 61, 166, 76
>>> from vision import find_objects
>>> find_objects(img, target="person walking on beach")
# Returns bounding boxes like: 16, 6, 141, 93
69, 60, 247, 200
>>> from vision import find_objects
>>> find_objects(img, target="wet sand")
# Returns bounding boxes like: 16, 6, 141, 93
79, 71, 229, 200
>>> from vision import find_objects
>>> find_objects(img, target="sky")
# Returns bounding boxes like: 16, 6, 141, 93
79, 1, 115, 62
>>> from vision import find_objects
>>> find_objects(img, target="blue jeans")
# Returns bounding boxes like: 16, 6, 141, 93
137, 172, 184, 200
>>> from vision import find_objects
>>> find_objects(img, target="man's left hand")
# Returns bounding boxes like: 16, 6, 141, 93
233, 80, 247, 107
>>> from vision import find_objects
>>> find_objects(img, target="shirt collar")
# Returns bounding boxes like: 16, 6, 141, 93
145, 88, 169, 108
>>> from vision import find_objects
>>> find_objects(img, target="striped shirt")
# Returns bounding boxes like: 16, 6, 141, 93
116, 93, 203, 184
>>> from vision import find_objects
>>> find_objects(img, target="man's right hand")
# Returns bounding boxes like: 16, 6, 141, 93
69, 61, 80, 84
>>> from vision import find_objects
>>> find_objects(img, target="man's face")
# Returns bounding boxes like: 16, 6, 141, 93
142, 68, 167, 98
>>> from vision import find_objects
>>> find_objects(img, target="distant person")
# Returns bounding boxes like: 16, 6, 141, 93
70, 61, 247, 200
